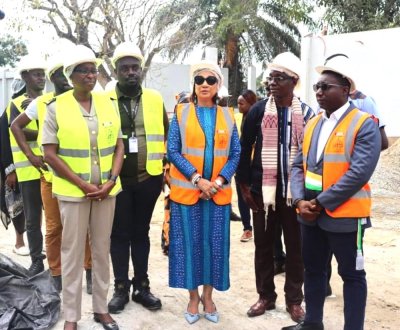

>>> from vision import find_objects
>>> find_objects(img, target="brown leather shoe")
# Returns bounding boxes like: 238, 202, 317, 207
286, 304, 305, 323
64, 321, 77, 330
247, 298, 276, 317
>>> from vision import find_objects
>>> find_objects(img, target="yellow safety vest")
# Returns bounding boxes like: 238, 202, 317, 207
6, 95, 41, 182
51, 90, 121, 198
37, 92, 55, 182
107, 87, 165, 175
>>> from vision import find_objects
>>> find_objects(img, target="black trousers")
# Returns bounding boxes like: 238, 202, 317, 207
301, 224, 367, 330
110, 175, 162, 283
19, 179, 44, 261
253, 194, 304, 305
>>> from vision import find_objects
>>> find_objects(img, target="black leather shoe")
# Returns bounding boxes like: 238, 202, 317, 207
281, 321, 324, 330
93, 313, 119, 330
86, 269, 92, 294
28, 259, 44, 276
132, 278, 162, 310
108, 281, 130, 314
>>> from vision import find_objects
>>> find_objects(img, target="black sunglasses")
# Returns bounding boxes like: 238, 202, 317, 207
313, 82, 345, 92
194, 75, 218, 86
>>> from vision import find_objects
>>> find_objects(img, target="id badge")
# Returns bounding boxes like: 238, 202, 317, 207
129, 137, 138, 153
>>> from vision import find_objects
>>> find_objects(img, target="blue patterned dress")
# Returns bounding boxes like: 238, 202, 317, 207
167, 105, 240, 291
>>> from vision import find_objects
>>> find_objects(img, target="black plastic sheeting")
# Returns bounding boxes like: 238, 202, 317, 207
0, 253, 60, 329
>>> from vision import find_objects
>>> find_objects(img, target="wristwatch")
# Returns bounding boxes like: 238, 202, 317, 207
215, 178, 223, 188
109, 174, 118, 183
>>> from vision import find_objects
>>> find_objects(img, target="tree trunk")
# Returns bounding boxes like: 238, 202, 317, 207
224, 29, 244, 107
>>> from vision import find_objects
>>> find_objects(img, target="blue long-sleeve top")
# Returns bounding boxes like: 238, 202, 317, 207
167, 105, 241, 183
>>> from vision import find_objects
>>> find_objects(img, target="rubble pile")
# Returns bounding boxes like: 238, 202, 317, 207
371, 138, 400, 196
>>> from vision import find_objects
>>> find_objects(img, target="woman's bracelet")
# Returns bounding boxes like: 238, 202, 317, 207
191, 173, 202, 186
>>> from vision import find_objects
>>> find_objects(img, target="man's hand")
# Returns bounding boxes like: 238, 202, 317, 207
5, 172, 17, 190
27, 154, 48, 171
239, 183, 259, 212
297, 200, 321, 222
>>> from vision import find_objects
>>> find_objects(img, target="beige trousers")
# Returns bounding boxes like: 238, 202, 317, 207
41, 178, 93, 276
59, 198, 116, 322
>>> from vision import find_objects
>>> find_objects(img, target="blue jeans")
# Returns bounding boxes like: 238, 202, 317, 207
301, 224, 367, 330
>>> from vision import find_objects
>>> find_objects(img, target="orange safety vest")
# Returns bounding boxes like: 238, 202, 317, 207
302, 108, 372, 218
169, 103, 234, 205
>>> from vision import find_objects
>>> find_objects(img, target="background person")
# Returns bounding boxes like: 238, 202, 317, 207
42, 45, 124, 330
235, 89, 257, 242
0, 78, 29, 256
167, 60, 240, 324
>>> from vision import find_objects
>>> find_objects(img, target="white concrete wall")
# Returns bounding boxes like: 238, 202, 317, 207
301, 27, 400, 137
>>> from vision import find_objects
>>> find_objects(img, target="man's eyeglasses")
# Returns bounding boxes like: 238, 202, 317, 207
266, 75, 292, 83
73, 69, 99, 76
313, 82, 345, 92
194, 75, 218, 86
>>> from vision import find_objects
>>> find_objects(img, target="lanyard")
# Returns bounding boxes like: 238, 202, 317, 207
121, 94, 141, 137
355, 218, 364, 270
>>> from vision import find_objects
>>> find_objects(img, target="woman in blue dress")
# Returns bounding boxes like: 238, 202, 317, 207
167, 61, 240, 324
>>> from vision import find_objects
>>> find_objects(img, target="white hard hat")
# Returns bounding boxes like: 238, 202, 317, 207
63, 44, 102, 78
46, 55, 63, 80
17, 55, 47, 75
268, 52, 302, 79
11, 77, 26, 95
190, 60, 224, 88
315, 55, 356, 92
112, 42, 144, 68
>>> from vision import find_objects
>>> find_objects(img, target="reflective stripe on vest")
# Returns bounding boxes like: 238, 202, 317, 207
302, 108, 372, 218
7, 95, 41, 182
51, 90, 121, 198
107, 88, 165, 175
170, 103, 234, 205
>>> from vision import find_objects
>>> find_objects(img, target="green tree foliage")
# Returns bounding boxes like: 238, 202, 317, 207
316, 0, 400, 33
156, 0, 314, 101
0, 35, 28, 67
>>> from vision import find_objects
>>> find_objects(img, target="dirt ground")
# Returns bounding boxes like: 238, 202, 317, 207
1, 151, 399, 329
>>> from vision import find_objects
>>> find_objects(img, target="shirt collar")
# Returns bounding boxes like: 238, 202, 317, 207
115, 83, 142, 100
322, 101, 350, 121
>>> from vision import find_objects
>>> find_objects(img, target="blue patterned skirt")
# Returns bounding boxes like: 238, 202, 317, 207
169, 199, 230, 291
